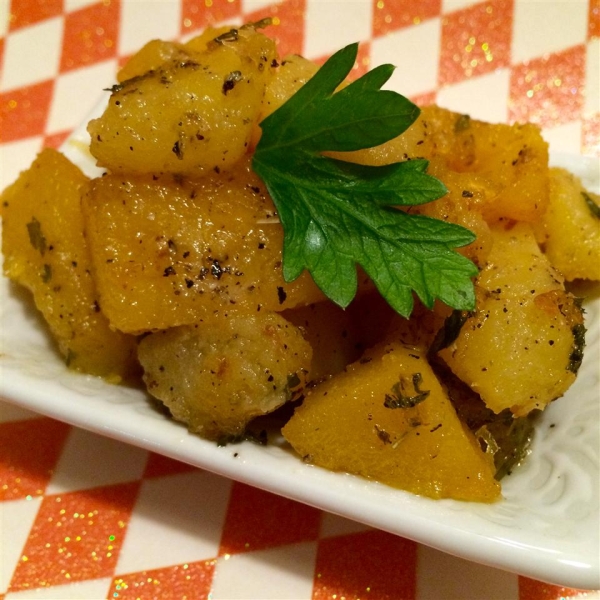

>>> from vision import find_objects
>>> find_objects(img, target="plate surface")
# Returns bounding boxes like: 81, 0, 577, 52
0, 110, 599, 590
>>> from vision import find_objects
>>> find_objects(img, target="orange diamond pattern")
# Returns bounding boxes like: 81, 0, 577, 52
110, 560, 216, 600
0, 417, 70, 501
0, 80, 54, 143
1, 0, 597, 157
60, 1, 120, 73
43, 129, 71, 149
372, 0, 441, 38
0, 415, 596, 597
245, 0, 307, 60
589, 0, 600, 38
312, 529, 417, 600
583, 112, 600, 156
142, 452, 198, 479
7, 0, 63, 32
518, 577, 589, 600
439, 0, 514, 86
218, 481, 321, 555
509, 45, 586, 128
1, 0, 599, 597
9, 482, 140, 592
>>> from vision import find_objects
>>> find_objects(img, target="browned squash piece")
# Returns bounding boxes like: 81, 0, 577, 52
283, 300, 363, 382
283, 292, 448, 384
533, 167, 600, 281
335, 105, 549, 225
116, 26, 235, 83
88, 23, 277, 177
138, 310, 312, 441
283, 342, 500, 502
438, 222, 584, 417
0, 149, 138, 381
82, 156, 327, 333
469, 118, 549, 224
116, 39, 189, 83
401, 106, 549, 225
411, 162, 494, 268
253, 54, 319, 146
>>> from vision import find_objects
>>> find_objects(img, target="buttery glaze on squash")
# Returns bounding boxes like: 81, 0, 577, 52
1, 23, 598, 502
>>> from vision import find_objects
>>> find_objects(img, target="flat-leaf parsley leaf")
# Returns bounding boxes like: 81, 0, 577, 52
252, 43, 478, 317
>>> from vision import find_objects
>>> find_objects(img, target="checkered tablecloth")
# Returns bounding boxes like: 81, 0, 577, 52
1, 1, 599, 599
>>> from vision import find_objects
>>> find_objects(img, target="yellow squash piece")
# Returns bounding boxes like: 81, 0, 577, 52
88, 24, 277, 177
335, 105, 550, 225
116, 38, 189, 83
533, 167, 600, 281
408, 106, 550, 224
439, 222, 584, 416
283, 342, 500, 502
82, 157, 327, 333
1, 149, 138, 381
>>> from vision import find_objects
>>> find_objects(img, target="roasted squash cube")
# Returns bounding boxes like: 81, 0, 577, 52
439, 222, 584, 416
82, 157, 325, 333
1, 149, 138, 381
88, 25, 277, 177
533, 167, 600, 281
283, 342, 500, 501
336, 105, 549, 225
138, 310, 312, 441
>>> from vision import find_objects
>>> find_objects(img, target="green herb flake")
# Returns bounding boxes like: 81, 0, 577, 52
384, 373, 430, 409
217, 428, 268, 447
65, 348, 77, 367
582, 191, 600, 219
252, 43, 477, 317
568, 323, 586, 373
41, 264, 52, 283
286, 372, 301, 389
476, 412, 537, 480
454, 113, 471, 133
374, 424, 392, 444
27, 217, 47, 256
429, 308, 471, 355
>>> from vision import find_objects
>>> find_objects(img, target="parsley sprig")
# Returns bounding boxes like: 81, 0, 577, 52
252, 43, 478, 317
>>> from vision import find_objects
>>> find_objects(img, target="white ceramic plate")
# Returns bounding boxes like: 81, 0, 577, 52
0, 106, 598, 590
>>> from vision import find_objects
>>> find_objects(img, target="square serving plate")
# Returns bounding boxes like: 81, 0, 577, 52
0, 96, 599, 590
